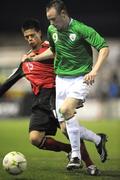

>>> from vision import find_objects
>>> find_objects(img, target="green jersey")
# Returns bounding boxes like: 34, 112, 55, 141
48, 19, 108, 76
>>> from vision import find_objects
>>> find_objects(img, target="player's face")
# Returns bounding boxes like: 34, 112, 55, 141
23, 29, 42, 49
46, 7, 68, 30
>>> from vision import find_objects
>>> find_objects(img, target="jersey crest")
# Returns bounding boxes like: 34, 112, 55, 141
69, 33, 76, 41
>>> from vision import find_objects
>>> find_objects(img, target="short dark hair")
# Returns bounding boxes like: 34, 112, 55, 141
46, 0, 68, 15
21, 18, 41, 32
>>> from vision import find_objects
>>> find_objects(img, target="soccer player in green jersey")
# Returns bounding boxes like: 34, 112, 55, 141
44, 0, 109, 170
23, 0, 109, 172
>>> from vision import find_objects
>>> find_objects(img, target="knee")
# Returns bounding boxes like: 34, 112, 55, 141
29, 135, 39, 146
59, 106, 73, 120
60, 106, 68, 115
29, 134, 43, 147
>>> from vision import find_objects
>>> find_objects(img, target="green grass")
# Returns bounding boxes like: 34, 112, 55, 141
0, 118, 120, 180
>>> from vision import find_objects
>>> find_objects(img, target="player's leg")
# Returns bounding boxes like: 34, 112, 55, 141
79, 125, 108, 163
64, 76, 108, 163
60, 119, 108, 164
29, 130, 71, 153
56, 76, 82, 170
80, 140, 100, 175
29, 88, 71, 153
60, 121, 100, 175
59, 97, 82, 170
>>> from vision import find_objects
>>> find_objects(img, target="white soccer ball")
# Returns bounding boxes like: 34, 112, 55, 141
2, 151, 27, 175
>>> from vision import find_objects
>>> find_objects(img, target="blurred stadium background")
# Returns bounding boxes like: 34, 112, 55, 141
0, 0, 119, 120
0, 0, 120, 179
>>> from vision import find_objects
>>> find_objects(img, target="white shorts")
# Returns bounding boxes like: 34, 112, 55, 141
56, 75, 90, 122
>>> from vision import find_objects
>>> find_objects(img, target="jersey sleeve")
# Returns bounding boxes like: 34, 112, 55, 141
77, 21, 108, 51
0, 63, 24, 97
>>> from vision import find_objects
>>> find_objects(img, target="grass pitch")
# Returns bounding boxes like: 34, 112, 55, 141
0, 118, 120, 180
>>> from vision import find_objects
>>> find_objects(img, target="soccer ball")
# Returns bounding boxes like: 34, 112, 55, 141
2, 151, 27, 175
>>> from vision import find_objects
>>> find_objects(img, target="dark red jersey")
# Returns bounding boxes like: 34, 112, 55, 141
22, 41, 55, 95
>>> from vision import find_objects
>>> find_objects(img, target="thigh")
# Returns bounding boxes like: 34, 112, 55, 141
29, 88, 59, 135
56, 76, 90, 121
67, 76, 90, 101
29, 107, 59, 135
56, 76, 66, 121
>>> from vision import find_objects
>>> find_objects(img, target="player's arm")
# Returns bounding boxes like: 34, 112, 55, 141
33, 47, 54, 61
91, 47, 109, 73
0, 63, 24, 97
22, 47, 54, 62
83, 47, 109, 85
80, 24, 109, 85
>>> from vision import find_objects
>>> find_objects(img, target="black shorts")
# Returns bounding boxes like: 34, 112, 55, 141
29, 88, 59, 135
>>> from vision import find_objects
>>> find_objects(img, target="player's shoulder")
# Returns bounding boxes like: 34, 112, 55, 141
71, 18, 92, 34
72, 18, 86, 27
48, 24, 56, 32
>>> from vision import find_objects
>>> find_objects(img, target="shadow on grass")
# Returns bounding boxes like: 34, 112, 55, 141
101, 170, 120, 178
63, 169, 120, 179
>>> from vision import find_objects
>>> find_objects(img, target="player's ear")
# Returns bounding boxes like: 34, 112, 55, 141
38, 30, 42, 39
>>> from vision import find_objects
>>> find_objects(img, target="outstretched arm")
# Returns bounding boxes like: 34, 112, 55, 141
33, 48, 54, 61
0, 63, 24, 97
22, 48, 54, 62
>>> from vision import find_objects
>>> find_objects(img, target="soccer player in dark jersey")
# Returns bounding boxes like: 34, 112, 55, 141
0, 18, 105, 175
26, 0, 109, 171
0, 19, 71, 155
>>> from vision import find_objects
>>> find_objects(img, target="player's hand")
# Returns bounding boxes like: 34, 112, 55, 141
21, 55, 28, 62
83, 70, 97, 85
